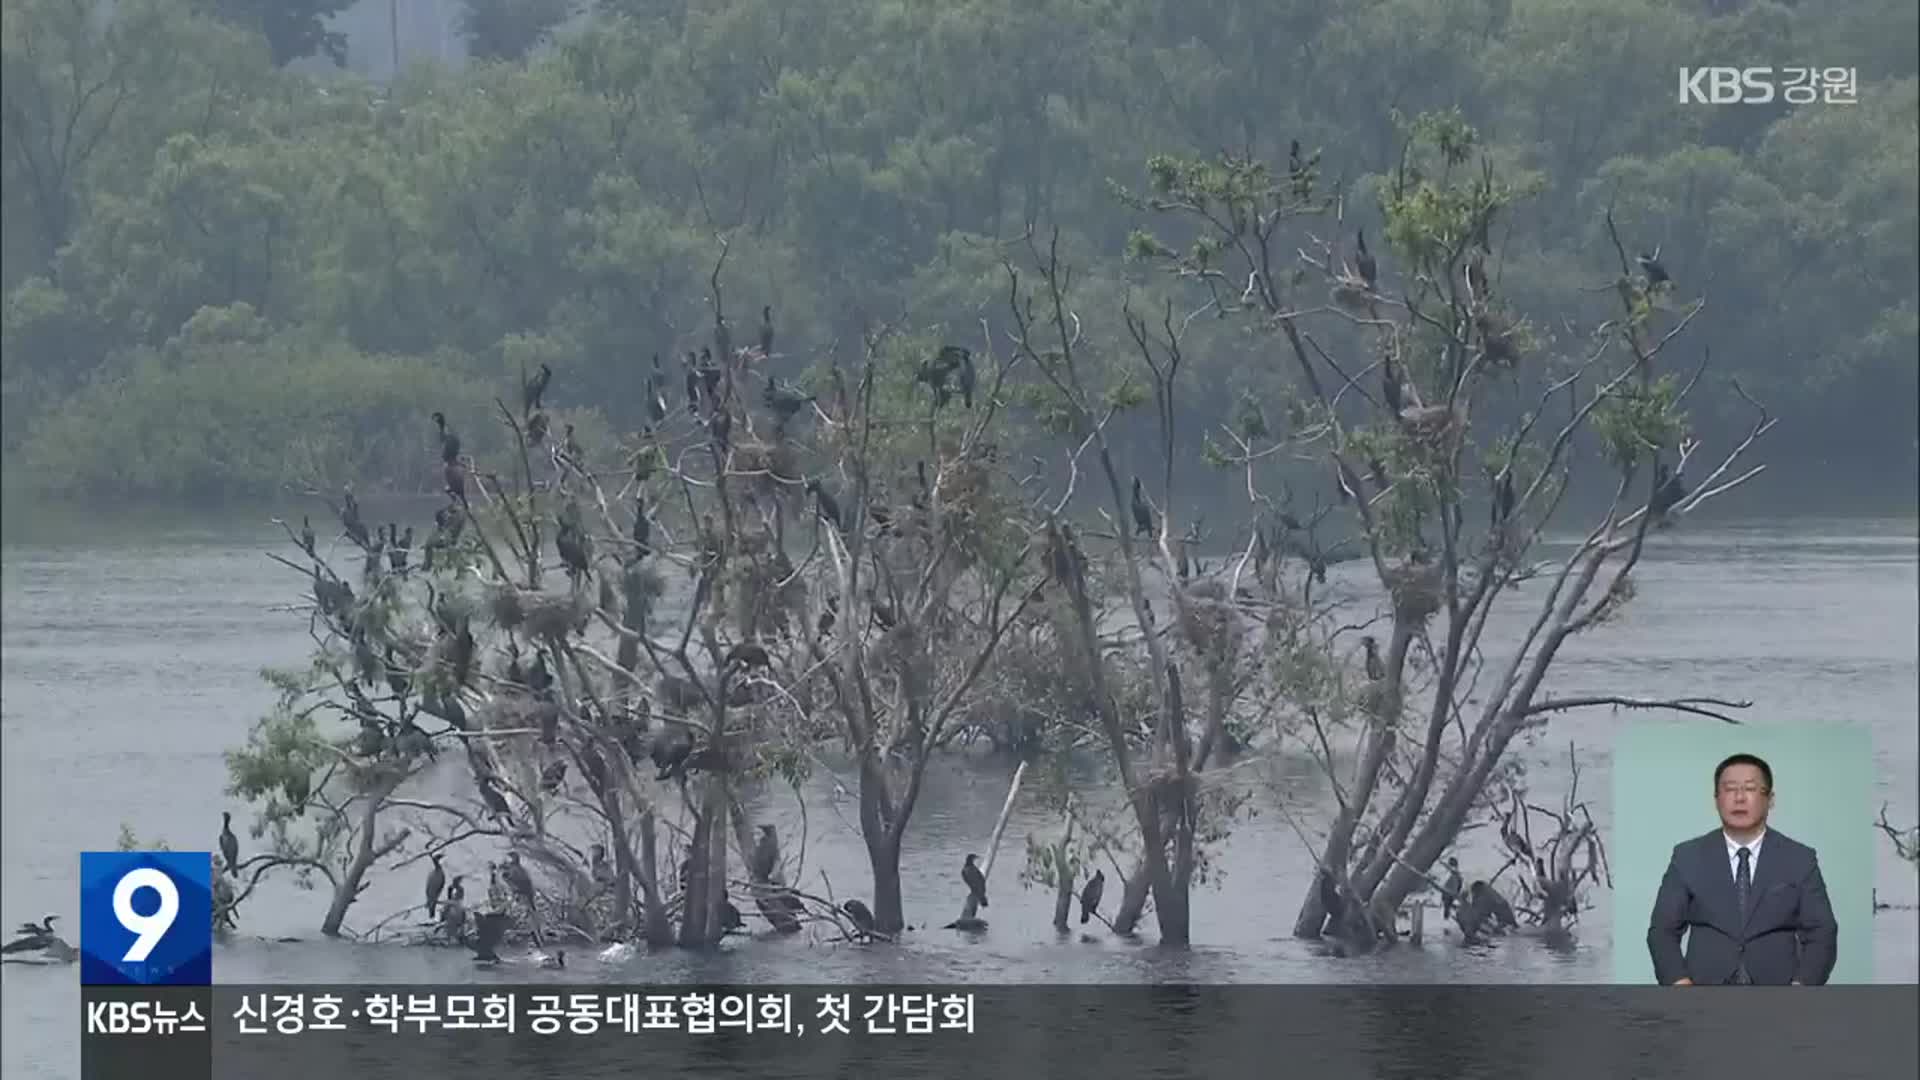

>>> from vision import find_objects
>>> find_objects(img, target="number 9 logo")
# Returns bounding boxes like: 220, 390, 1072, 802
113, 868, 180, 963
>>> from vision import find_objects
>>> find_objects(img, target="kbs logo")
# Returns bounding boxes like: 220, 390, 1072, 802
80, 852, 212, 986
1679, 67, 1859, 105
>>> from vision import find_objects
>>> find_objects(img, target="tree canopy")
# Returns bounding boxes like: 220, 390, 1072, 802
2, 0, 1913, 500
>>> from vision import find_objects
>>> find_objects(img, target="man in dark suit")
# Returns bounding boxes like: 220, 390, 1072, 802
1646, 753, 1839, 985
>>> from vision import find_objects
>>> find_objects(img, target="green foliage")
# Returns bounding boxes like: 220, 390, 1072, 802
2, 0, 1913, 500
1591, 375, 1687, 471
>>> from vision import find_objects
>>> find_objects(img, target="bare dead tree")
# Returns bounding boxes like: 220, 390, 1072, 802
1116, 115, 1768, 947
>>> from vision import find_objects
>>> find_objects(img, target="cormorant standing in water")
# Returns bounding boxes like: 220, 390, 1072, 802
1130, 476, 1155, 537
469, 911, 509, 965
1355, 229, 1378, 290
1079, 868, 1105, 925
425, 853, 446, 919
1636, 251, 1670, 288
299, 515, 316, 556
842, 899, 877, 939
1317, 868, 1347, 938
1456, 880, 1517, 942
219, 812, 240, 872
1439, 856, 1463, 918
1650, 461, 1687, 517
502, 852, 537, 914
1361, 636, 1385, 682
524, 363, 552, 415
749, 824, 779, 883
961, 854, 989, 909
540, 950, 566, 970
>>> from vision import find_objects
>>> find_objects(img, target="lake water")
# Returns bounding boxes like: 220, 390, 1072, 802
3, 507, 1916, 1078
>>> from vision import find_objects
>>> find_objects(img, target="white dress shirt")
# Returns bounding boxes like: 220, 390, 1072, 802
1724, 828, 1766, 880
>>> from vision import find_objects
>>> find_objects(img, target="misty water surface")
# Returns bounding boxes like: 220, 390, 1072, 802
3, 507, 1915, 1078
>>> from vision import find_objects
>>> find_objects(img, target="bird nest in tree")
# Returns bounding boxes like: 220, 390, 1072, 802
490, 584, 591, 639
1175, 581, 1240, 655
732, 441, 801, 491
1397, 405, 1463, 448
1383, 561, 1443, 622
1331, 276, 1373, 313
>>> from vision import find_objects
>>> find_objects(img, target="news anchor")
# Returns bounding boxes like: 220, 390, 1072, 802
1646, 753, 1838, 986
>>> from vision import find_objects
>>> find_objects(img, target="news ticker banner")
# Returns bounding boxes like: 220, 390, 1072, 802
81, 985, 1919, 1080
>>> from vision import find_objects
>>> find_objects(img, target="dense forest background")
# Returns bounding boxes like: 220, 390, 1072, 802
4, 0, 1915, 503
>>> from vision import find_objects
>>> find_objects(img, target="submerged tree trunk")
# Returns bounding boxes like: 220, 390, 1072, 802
1051, 813, 1076, 932
320, 771, 405, 937
638, 808, 673, 946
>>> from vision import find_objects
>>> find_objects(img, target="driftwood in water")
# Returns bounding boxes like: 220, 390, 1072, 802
949, 761, 1027, 931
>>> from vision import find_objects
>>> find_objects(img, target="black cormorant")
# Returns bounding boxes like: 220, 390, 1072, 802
502, 852, 537, 911
650, 724, 694, 782
806, 479, 844, 534
528, 652, 554, 695
1636, 251, 1669, 287
1439, 856, 1462, 918
760, 305, 775, 357
726, 641, 771, 673
539, 759, 568, 794
299, 515, 316, 556
708, 403, 731, 452
1494, 470, 1516, 526
763, 375, 812, 425
684, 353, 702, 414
219, 812, 240, 871
440, 895, 467, 939
1382, 357, 1405, 416
1355, 229, 1378, 290
527, 410, 550, 447
563, 423, 585, 469
1650, 462, 1687, 517
2, 916, 59, 954
478, 775, 513, 819
524, 363, 552, 415
445, 457, 468, 501
749, 824, 779, 883
591, 844, 615, 888
719, 898, 745, 933
469, 911, 509, 964
842, 899, 877, 938
447, 874, 466, 905
1130, 476, 1155, 537
1361, 636, 1385, 682
957, 346, 977, 409
341, 489, 371, 549
540, 949, 566, 970
961, 854, 988, 908
433, 411, 461, 464
425, 854, 446, 918
1079, 868, 1105, 925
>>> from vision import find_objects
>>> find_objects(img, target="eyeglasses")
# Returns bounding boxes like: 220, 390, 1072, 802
1717, 783, 1769, 796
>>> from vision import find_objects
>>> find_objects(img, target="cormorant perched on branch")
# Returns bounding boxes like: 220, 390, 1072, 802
539, 760, 568, 794
300, 515, 316, 556
432, 411, 460, 464
425, 854, 446, 919
697, 347, 721, 398
684, 353, 702, 415
502, 852, 537, 911
631, 494, 652, 558
650, 724, 694, 782
805, 479, 844, 534
478, 775, 513, 820
1636, 250, 1670, 288
708, 402, 731, 453
219, 812, 240, 871
961, 854, 988, 908
842, 899, 877, 938
341, 489, 371, 549
648, 355, 668, 424
524, 363, 552, 415
1382, 357, 1405, 416
1130, 476, 1155, 537
1079, 868, 1105, 924
725, 641, 771, 674
1361, 636, 1385, 682
1493, 469, 1516, 527
388, 526, 411, 573
528, 652, 554, 696
748, 824, 780, 883
1650, 461, 1687, 517
763, 375, 813, 426
912, 460, 930, 510
1355, 229, 1378, 290
1288, 138, 1319, 201
760, 305, 775, 357
956, 346, 976, 409
916, 346, 967, 408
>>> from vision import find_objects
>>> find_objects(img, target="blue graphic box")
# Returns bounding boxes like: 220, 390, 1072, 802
80, 851, 213, 986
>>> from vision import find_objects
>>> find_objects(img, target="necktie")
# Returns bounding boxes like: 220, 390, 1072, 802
1732, 847, 1754, 984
